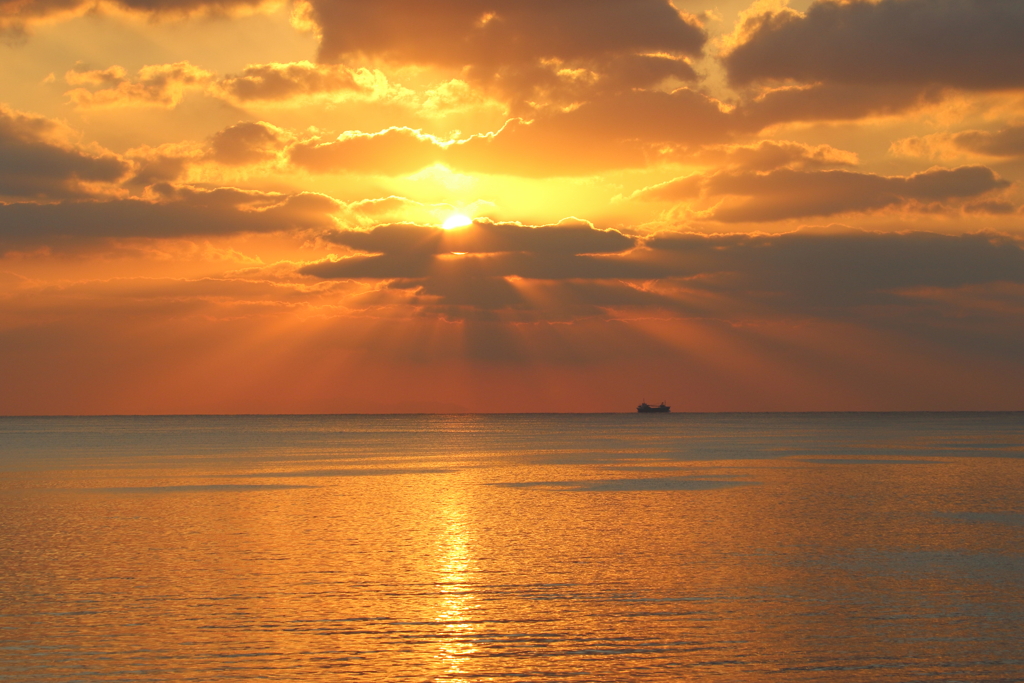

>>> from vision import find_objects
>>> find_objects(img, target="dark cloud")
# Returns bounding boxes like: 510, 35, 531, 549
599, 54, 698, 91
735, 83, 945, 130
301, 226, 1024, 322
125, 121, 288, 185
0, 187, 339, 252
207, 121, 286, 165
953, 126, 1024, 157
125, 151, 191, 187
64, 61, 378, 110
688, 140, 858, 173
303, 252, 684, 320
303, 250, 665, 282
0, 105, 129, 200
215, 61, 370, 102
325, 220, 634, 255
308, 224, 1024, 291
963, 200, 1017, 215
309, 0, 705, 105
313, 0, 706, 63
725, 0, 1024, 90
299, 218, 655, 286
8, 0, 703, 111
1, 0, 268, 31
708, 167, 1009, 222
646, 229, 1024, 308
64, 62, 213, 108
304, 220, 645, 287
644, 141, 859, 186
636, 166, 1010, 222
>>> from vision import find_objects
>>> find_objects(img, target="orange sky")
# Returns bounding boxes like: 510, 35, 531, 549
1, 0, 1023, 413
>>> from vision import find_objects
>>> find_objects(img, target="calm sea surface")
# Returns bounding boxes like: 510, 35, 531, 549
2, 413, 1023, 682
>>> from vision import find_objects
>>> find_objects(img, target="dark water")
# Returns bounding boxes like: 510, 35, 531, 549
2, 413, 1023, 681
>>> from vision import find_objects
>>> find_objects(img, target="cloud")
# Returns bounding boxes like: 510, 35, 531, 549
448, 90, 734, 172
304, 251, 669, 283
634, 165, 1011, 222
685, 140, 859, 172
64, 60, 395, 110
290, 126, 445, 176
298, 221, 1024, 326
724, 0, 1024, 90
305, 222, 1024, 296
892, 126, 1024, 161
206, 121, 288, 166
324, 219, 635, 256
304, 219, 643, 284
4, 224, 1024, 409
118, 122, 292, 185
0, 186, 339, 252
292, 89, 733, 177
65, 62, 215, 108
735, 83, 945, 130
309, 0, 706, 106
963, 200, 1017, 215
0, 104, 129, 200
214, 61, 374, 102
211, 61, 391, 103
42, 5, 705, 112
952, 126, 1024, 157
645, 229, 1024, 310
1, 0, 271, 33
596, 53, 698, 91
337, 195, 493, 228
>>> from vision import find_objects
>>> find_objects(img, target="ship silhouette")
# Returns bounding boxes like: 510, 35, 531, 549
637, 401, 670, 413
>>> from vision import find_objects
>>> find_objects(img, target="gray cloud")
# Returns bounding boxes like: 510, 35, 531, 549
953, 126, 1024, 157
301, 226, 1024, 322
636, 166, 1010, 222
0, 187, 339, 252
1, 0, 267, 32
735, 83, 945, 130
0, 105, 129, 200
325, 220, 634, 255
646, 230, 1024, 302
302, 251, 665, 282
216, 62, 370, 102
207, 121, 286, 166
310, 0, 706, 105
7, 0, 704, 112
64, 62, 214, 109
63, 61, 383, 112
687, 140, 858, 173
305, 220, 646, 289
725, 0, 1024, 90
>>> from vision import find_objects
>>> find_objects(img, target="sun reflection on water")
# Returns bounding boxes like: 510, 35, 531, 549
432, 488, 479, 681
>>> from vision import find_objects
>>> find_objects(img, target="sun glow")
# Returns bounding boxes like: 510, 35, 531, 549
441, 213, 474, 230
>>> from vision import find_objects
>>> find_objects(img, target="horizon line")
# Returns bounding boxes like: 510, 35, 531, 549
2, 410, 1023, 418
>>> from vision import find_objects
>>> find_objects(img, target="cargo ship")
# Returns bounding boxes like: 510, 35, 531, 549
637, 401, 670, 413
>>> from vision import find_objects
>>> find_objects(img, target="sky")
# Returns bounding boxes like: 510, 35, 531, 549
1, 0, 1023, 414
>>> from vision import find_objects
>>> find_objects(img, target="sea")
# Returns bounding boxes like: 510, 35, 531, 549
2, 413, 1023, 682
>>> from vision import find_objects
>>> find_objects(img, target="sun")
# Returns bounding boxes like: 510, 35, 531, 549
441, 213, 474, 230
